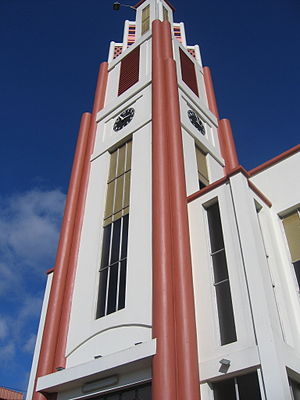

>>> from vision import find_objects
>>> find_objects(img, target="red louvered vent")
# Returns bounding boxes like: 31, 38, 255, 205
173, 26, 183, 43
127, 24, 136, 46
179, 48, 199, 96
114, 45, 123, 59
118, 46, 140, 96
188, 48, 196, 58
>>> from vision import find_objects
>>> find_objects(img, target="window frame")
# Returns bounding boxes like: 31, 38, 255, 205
96, 141, 132, 319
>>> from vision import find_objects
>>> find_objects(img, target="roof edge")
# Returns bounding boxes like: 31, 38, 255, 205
249, 144, 300, 177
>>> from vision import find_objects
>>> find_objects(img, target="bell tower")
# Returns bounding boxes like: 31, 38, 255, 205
27, 1, 241, 399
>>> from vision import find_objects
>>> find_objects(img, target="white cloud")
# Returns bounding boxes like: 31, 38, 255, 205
0, 342, 15, 360
0, 189, 65, 273
0, 188, 66, 384
23, 334, 37, 354
0, 317, 8, 340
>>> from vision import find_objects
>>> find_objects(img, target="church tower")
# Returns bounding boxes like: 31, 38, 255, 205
27, 1, 300, 399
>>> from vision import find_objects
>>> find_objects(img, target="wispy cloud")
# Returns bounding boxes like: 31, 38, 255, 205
0, 188, 65, 388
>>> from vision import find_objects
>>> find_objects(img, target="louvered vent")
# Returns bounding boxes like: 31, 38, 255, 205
127, 24, 136, 46
114, 45, 123, 59
173, 25, 183, 43
188, 48, 196, 58
118, 46, 140, 96
179, 48, 199, 96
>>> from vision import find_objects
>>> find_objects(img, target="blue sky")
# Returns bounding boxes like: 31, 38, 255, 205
0, 0, 299, 393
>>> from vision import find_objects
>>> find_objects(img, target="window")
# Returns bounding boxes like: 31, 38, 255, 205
179, 48, 199, 96
118, 46, 140, 96
212, 371, 262, 400
289, 377, 300, 400
141, 5, 150, 35
282, 210, 300, 290
96, 141, 132, 318
196, 146, 209, 189
92, 382, 151, 400
207, 202, 237, 345
163, 6, 169, 21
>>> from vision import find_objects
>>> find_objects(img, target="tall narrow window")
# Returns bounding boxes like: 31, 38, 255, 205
289, 377, 300, 400
118, 46, 140, 96
196, 146, 209, 189
96, 141, 132, 318
163, 6, 169, 21
141, 5, 150, 35
207, 202, 237, 345
212, 371, 262, 400
282, 210, 300, 290
179, 48, 199, 96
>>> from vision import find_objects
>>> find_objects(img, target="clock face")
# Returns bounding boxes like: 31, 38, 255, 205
187, 110, 205, 135
113, 108, 135, 132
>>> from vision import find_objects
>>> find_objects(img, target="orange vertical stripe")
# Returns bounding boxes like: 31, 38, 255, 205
152, 20, 177, 400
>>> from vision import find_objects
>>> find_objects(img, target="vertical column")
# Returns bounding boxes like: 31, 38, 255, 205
203, 66, 220, 119
229, 173, 292, 399
152, 20, 177, 400
152, 20, 201, 400
218, 119, 239, 174
203, 67, 239, 174
162, 21, 201, 400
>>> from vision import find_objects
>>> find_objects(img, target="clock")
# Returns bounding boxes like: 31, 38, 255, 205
187, 109, 205, 135
113, 108, 135, 132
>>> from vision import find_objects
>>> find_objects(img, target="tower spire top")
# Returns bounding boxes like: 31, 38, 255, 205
134, 0, 176, 12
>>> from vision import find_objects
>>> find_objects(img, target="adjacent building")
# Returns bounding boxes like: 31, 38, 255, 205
26, 1, 300, 399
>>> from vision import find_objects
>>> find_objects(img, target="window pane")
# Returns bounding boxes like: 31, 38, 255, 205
207, 203, 224, 252
123, 172, 131, 210
293, 260, 300, 289
117, 144, 126, 177
104, 181, 115, 221
101, 224, 112, 269
215, 281, 237, 345
137, 385, 151, 400
196, 147, 208, 187
114, 176, 124, 216
97, 269, 108, 318
121, 214, 129, 259
213, 378, 236, 400
163, 6, 169, 21
108, 150, 117, 182
237, 371, 262, 400
118, 260, 127, 310
142, 5, 150, 35
212, 250, 228, 283
289, 378, 300, 400
111, 219, 121, 264
121, 389, 135, 400
125, 141, 132, 172
282, 211, 300, 262
107, 263, 119, 315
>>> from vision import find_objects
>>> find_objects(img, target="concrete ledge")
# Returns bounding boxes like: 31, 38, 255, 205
37, 339, 156, 393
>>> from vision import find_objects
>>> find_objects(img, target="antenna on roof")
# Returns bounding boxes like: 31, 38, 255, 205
112, 2, 136, 10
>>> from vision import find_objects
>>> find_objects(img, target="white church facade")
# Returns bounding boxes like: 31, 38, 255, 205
26, 1, 300, 399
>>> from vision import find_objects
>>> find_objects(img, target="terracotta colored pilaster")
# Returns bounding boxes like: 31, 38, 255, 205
152, 20, 177, 400
162, 23, 201, 400
203, 66, 220, 120
219, 118, 239, 174
33, 112, 91, 400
